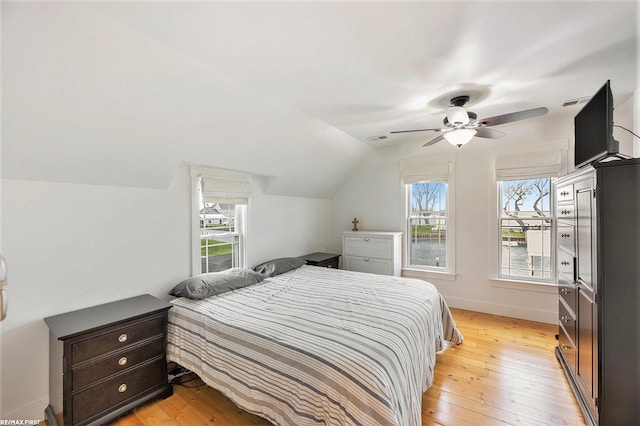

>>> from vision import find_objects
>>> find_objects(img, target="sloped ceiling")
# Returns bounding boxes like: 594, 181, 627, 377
2, 1, 637, 198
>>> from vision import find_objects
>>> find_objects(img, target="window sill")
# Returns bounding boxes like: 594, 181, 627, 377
490, 277, 558, 293
402, 268, 457, 282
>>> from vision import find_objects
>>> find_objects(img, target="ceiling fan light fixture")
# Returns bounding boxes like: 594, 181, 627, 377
443, 128, 477, 147
447, 106, 470, 125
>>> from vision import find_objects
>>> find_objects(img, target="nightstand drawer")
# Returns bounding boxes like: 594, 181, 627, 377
73, 357, 165, 425
299, 253, 340, 269
73, 337, 164, 390
72, 315, 163, 365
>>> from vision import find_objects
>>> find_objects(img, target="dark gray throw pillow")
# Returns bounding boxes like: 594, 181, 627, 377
169, 268, 266, 300
253, 257, 306, 277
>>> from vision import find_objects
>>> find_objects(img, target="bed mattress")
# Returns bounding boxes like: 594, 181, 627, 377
167, 265, 462, 426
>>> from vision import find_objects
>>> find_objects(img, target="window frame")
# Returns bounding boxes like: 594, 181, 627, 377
191, 168, 248, 275
496, 177, 556, 284
404, 179, 455, 275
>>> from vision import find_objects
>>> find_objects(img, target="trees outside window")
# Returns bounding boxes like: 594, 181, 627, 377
499, 178, 554, 281
407, 182, 448, 269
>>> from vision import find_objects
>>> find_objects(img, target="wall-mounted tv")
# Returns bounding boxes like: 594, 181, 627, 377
574, 80, 618, 168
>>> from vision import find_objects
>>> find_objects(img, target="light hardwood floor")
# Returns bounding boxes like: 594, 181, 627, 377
112, 308, 586, 426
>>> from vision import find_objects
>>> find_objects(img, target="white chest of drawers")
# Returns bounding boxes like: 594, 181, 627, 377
342, 231, 402, 276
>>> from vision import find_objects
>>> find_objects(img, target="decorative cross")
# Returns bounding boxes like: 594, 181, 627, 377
351, 217, 359, 231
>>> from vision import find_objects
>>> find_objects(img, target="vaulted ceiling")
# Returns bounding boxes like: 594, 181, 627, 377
2, 1, 637, 198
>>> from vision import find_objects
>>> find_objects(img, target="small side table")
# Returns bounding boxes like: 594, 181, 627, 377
299, 252, 341, 269
44, 294, 173, 426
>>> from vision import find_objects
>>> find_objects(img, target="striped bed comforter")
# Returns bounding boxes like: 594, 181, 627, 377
167, 265, 463, 426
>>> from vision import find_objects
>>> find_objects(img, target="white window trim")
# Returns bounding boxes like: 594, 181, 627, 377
489, 277, 557, 293
401, 160, 456, 276
494, 177, 556, 285
190, 167, 249, 275
487, 145, 567, 286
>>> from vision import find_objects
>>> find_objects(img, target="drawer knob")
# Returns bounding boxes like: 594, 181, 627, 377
561, 233, 570, 238
118, 356, 128, 366
561, 315, 570, 323
561, 191, 569, 196
561, 261, 570, 266
364, 258, 370, 262
363, 238, 370, 242
561, 344, 571, 351
118, 333, 128, 343
560, 288, 571, 295
118, 383, 128, 393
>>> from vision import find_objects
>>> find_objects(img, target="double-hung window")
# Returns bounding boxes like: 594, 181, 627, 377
191, 168, 250, 274
402, 156, 454, 273
499, 178, 553, 280
495, 150, 564, 283
408, 182, 448, 269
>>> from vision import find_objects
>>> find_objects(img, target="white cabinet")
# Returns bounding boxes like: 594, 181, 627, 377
342, 231, 402, 276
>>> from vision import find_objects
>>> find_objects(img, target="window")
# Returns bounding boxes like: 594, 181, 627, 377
407, 182, 448, 269
199, 201, 244, 273
498, 178, 554, 281
493, 149, 564, 283
191, 169, 250, 274
401, 155, 454, 274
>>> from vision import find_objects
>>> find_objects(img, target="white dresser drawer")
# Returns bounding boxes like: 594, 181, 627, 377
342, 231, 402, 276
344, 236, 393, 259
343, 256, 394, 276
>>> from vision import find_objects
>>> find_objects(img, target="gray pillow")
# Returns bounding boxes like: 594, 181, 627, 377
253, 257, 306, 277
169, 268, 266, 300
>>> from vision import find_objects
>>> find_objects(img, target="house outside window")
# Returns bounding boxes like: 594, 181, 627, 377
191, 168, 250, 274
407, 182, 448, 269
498, 178, 554, 281
199, 202, 242, 273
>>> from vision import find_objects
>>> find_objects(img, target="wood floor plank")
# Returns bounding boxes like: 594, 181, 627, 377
106, 308, 586, 426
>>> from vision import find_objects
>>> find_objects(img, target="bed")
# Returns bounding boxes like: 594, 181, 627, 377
167, 263, 463, 426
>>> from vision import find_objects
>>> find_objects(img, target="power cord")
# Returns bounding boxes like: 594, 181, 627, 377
613, 124, 640, 139
167, 361, 207, 388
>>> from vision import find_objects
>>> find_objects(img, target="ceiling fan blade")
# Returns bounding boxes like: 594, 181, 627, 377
423, 134, 445, 147
390, 127, 442, 134
475, 127, 505, 139
479, 107, 549, 127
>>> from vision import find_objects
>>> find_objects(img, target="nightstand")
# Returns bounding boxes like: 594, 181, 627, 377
44, 294, 173, 426
299, 252, 341, 269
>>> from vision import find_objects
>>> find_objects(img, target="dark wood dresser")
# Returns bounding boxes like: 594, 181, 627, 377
299, 252, 341, 269
44, 294, 173, 426
554, 159, 640, 425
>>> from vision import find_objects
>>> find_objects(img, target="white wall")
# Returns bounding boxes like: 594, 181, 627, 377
249, 182, 332, 265
615, 93, 636, 158
0, 165, 331, 420
635, 88, 640, 156
329, 117, 574, 324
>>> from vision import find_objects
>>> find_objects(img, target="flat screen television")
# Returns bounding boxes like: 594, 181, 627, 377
574, 80, 618, 168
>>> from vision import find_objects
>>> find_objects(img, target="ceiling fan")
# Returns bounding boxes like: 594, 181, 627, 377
390, 95, 549, 147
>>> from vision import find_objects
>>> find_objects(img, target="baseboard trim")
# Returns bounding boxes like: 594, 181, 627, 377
445, 295, 557, 324
45, 405, 60, 426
